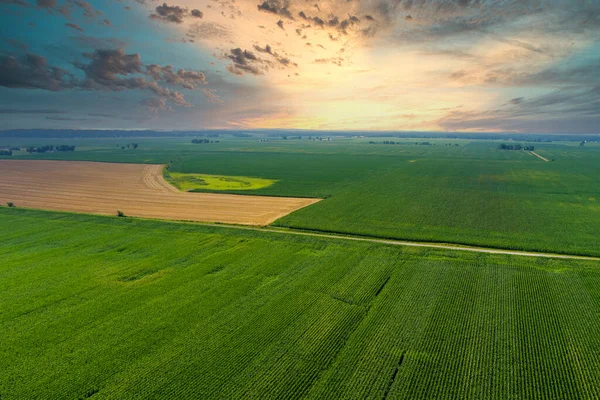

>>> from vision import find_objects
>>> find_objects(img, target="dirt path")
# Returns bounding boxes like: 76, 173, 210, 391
0, 160, 320, 225
530, 151, 549, 162
182, 223, 600, 261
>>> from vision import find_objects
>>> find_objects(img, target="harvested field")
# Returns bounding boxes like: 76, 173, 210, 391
0, 160, 320, 225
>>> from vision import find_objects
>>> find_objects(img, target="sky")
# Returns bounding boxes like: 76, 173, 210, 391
0, 0, 599, 133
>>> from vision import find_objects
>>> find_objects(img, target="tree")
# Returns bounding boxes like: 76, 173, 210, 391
117, 210, 125, 217
7, 202, 14, 207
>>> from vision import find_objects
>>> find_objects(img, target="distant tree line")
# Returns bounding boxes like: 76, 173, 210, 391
117, 143, 139, 150
2, 129, 599, 143
26, 145, 75, 153
0, 146, 21, 156
498, 144, 534, 151
368, 141, 431, 145
192, 139, 219, 144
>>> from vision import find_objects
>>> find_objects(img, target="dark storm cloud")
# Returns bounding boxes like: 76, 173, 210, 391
257, 0, 294, 20
0, 53, 75, 91
150, 2, 187, 23
77, 48, 143, 82
150, 2, 204, 23
0, 48, 211, 108
297, 9, 361, 35
225, 48, 264, 75
298, 11, 325, 27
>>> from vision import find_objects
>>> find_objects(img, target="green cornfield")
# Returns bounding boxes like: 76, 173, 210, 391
1, 208, 599, 399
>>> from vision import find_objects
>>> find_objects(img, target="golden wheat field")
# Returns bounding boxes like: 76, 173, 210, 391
0, 160, 320, 225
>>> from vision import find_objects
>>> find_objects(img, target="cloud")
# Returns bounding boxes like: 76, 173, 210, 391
1, 48, 212, 109
4, 38, 29, 50
257, 0, 294, 20
252, 44, 297, 67
150, 2, 203, 24
437, 86, 600, 133
69, 35, 127, 49
0, 53, 75, 91
140, 97, 171, 113
77, 48, 143, 83
298, 11, 324, 27
508, 97, 524, 105
225, 48, 263, 75
145, 64, 207, 89
186, 21, 231, 41
36, 0, 57, 8
314, 57, 344, 66
0, 108, 66, 114
150, 2, 187, 23
72, 0, 102, 18
0, 0, 29, 5
65, 22, 84, 32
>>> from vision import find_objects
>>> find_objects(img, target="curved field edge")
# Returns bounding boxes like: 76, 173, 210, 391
1, 208, 600, 399
0, 160, 321, 226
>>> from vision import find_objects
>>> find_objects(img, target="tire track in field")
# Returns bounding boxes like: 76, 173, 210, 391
175, 222, 600, 261
529, 151, 549, 162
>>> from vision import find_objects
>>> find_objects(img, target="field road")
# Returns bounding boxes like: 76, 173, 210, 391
530, 151, 549, 161
0, 160, 320, 225
182, 222, 600, 261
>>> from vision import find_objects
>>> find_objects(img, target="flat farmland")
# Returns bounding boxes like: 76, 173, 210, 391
0, 160, 319, 225
1, 209, 600, 399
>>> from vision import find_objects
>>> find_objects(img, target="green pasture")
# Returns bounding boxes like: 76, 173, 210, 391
1, 208, 599, 399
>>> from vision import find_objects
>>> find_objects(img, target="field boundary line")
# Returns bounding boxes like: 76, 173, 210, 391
179, 221, 600, 261
4, 207, 598, 261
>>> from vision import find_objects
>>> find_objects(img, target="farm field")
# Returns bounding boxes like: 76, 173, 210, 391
1, 208, 600, 399
163, 171, 277, 192
0, 160, 319, 226
3, 136, 598, 256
